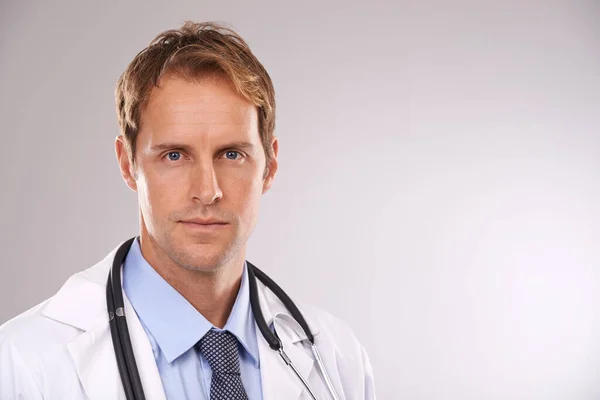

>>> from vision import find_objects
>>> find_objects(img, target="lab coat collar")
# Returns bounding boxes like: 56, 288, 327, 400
40, 239, 321, 400
41, 242, 121, 332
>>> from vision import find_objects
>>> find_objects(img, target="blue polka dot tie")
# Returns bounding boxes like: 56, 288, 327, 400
198, 329, 249, 399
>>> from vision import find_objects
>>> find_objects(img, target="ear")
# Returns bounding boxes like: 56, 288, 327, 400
262, 136, 279, 194
115, 135, 138, 192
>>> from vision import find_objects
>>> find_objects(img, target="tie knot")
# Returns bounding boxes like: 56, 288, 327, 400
198, 329, 242, 375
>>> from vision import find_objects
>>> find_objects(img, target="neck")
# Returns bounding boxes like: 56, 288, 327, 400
138, 233, 245, 329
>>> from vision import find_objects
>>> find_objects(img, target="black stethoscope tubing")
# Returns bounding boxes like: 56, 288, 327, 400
106, 237, 315, 400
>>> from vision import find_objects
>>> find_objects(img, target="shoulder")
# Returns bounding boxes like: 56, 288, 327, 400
302, 303, 361, 345
0, 288, 83, 369
0, 296, 79, 399
0, 252, 114, 398
300, 302, 370, 361
0, 246, 116, 376
256, 278, 369, 360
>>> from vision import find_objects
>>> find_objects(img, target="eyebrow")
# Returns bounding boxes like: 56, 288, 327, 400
150, 141, 258, 154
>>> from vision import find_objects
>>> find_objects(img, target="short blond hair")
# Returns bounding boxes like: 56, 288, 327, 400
115, 21, 276, 165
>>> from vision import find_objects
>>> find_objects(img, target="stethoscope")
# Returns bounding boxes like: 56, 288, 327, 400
106, 237, 341, 400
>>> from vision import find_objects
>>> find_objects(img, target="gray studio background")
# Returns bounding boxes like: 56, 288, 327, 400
1, 1, 599, 399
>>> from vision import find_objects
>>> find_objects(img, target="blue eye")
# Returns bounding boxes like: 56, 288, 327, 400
166, 152, 181, 161
225, 151, 240, 160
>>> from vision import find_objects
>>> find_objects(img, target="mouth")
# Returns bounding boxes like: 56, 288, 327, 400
178, 219, 229, 231
181, 220, 227, 225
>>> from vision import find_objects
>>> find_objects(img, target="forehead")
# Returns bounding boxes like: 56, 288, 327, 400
139, 74, 259, 143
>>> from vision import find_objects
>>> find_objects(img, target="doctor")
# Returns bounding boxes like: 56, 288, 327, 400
0, 21, 375, 400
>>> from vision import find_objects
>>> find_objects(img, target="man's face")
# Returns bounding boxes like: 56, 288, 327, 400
116, 74, 278, 271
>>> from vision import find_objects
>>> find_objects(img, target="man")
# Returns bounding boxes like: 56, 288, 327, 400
0, 21, 375, 399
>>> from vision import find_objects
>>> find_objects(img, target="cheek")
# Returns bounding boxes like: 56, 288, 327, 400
136, 167, 182, 224
221, 170, 264, 216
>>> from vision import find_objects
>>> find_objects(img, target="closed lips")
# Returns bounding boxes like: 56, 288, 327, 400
180, 219, 227, 225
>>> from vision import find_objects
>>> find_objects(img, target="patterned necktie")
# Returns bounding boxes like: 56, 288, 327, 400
198, 329, 249, 400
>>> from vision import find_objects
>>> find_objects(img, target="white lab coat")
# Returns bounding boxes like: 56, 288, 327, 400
0, 241, 376, 399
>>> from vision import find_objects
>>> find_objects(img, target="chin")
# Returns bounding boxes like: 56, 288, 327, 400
171, 241, 237, 272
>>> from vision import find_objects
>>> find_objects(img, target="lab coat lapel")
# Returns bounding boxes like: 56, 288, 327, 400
67, 315, 125, 400
256, 281, 317, 400
42, 242, 166, 400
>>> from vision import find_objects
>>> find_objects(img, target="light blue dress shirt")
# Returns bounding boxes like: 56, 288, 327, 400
123, 238, 263, 399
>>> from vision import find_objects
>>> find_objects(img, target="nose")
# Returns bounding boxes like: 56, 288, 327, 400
189, 161, 223, 205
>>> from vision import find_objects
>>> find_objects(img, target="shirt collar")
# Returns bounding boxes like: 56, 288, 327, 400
122, 238, 259, 366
